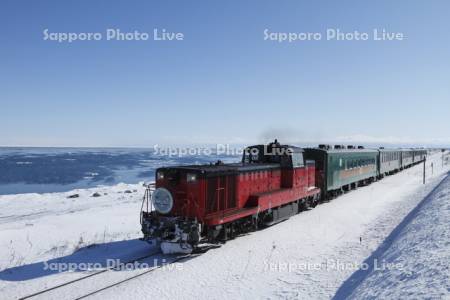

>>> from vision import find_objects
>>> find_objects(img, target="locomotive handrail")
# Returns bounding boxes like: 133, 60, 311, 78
140, 186, 152, 225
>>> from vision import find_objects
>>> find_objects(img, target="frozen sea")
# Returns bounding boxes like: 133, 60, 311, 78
0, 147, 239, 195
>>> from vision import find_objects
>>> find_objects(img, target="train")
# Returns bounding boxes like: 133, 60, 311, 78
140, 140, 427, 254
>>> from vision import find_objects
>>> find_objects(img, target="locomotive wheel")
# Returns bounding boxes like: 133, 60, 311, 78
299, 199, 309, 211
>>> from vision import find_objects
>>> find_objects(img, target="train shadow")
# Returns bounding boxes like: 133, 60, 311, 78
0, 238, 180, 282
332, 171, 450, 299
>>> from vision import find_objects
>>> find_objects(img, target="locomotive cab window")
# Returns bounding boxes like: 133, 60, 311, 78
280, 150, 304, 168
291, 151, 304, 168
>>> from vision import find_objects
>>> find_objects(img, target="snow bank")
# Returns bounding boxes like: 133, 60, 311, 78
334, 171, 450, 299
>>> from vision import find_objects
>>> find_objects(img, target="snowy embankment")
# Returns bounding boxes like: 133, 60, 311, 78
0, 153, 449, 299
334, 169, 450, 299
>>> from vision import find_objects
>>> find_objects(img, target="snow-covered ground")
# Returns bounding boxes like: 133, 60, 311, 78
0, 182, 157, 299
335, 166, 450, 299
0, 153, 449, 299
0, 183, 148, 270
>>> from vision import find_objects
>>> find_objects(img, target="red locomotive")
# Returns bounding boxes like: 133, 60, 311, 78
141, 140, 320, 253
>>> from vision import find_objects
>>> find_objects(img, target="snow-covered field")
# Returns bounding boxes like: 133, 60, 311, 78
0, 153, 449, 299
0, 183, 148, 270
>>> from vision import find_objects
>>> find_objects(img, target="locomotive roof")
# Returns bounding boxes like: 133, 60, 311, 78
159, 162, 280, 174
245, 144, 304, 152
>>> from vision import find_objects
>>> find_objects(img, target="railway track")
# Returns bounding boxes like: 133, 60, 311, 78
18, 249, 191, 300
74, 254, 191, 299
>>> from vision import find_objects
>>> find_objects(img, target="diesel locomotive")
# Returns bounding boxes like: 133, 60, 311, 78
140, 140, 426, 254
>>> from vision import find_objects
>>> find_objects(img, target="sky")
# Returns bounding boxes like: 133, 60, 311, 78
1, 1, 449, 147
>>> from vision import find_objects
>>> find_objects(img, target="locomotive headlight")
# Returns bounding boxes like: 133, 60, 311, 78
186, 173, 197, 182
156, 171, 164, 180
151, 188, 173, 214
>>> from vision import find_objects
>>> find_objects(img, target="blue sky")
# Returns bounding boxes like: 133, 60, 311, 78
1, 1, 449, 147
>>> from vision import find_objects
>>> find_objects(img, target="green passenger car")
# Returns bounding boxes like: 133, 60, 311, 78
304, 145, 379, 197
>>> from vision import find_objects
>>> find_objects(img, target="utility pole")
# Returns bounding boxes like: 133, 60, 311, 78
423, 157, 426, 184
